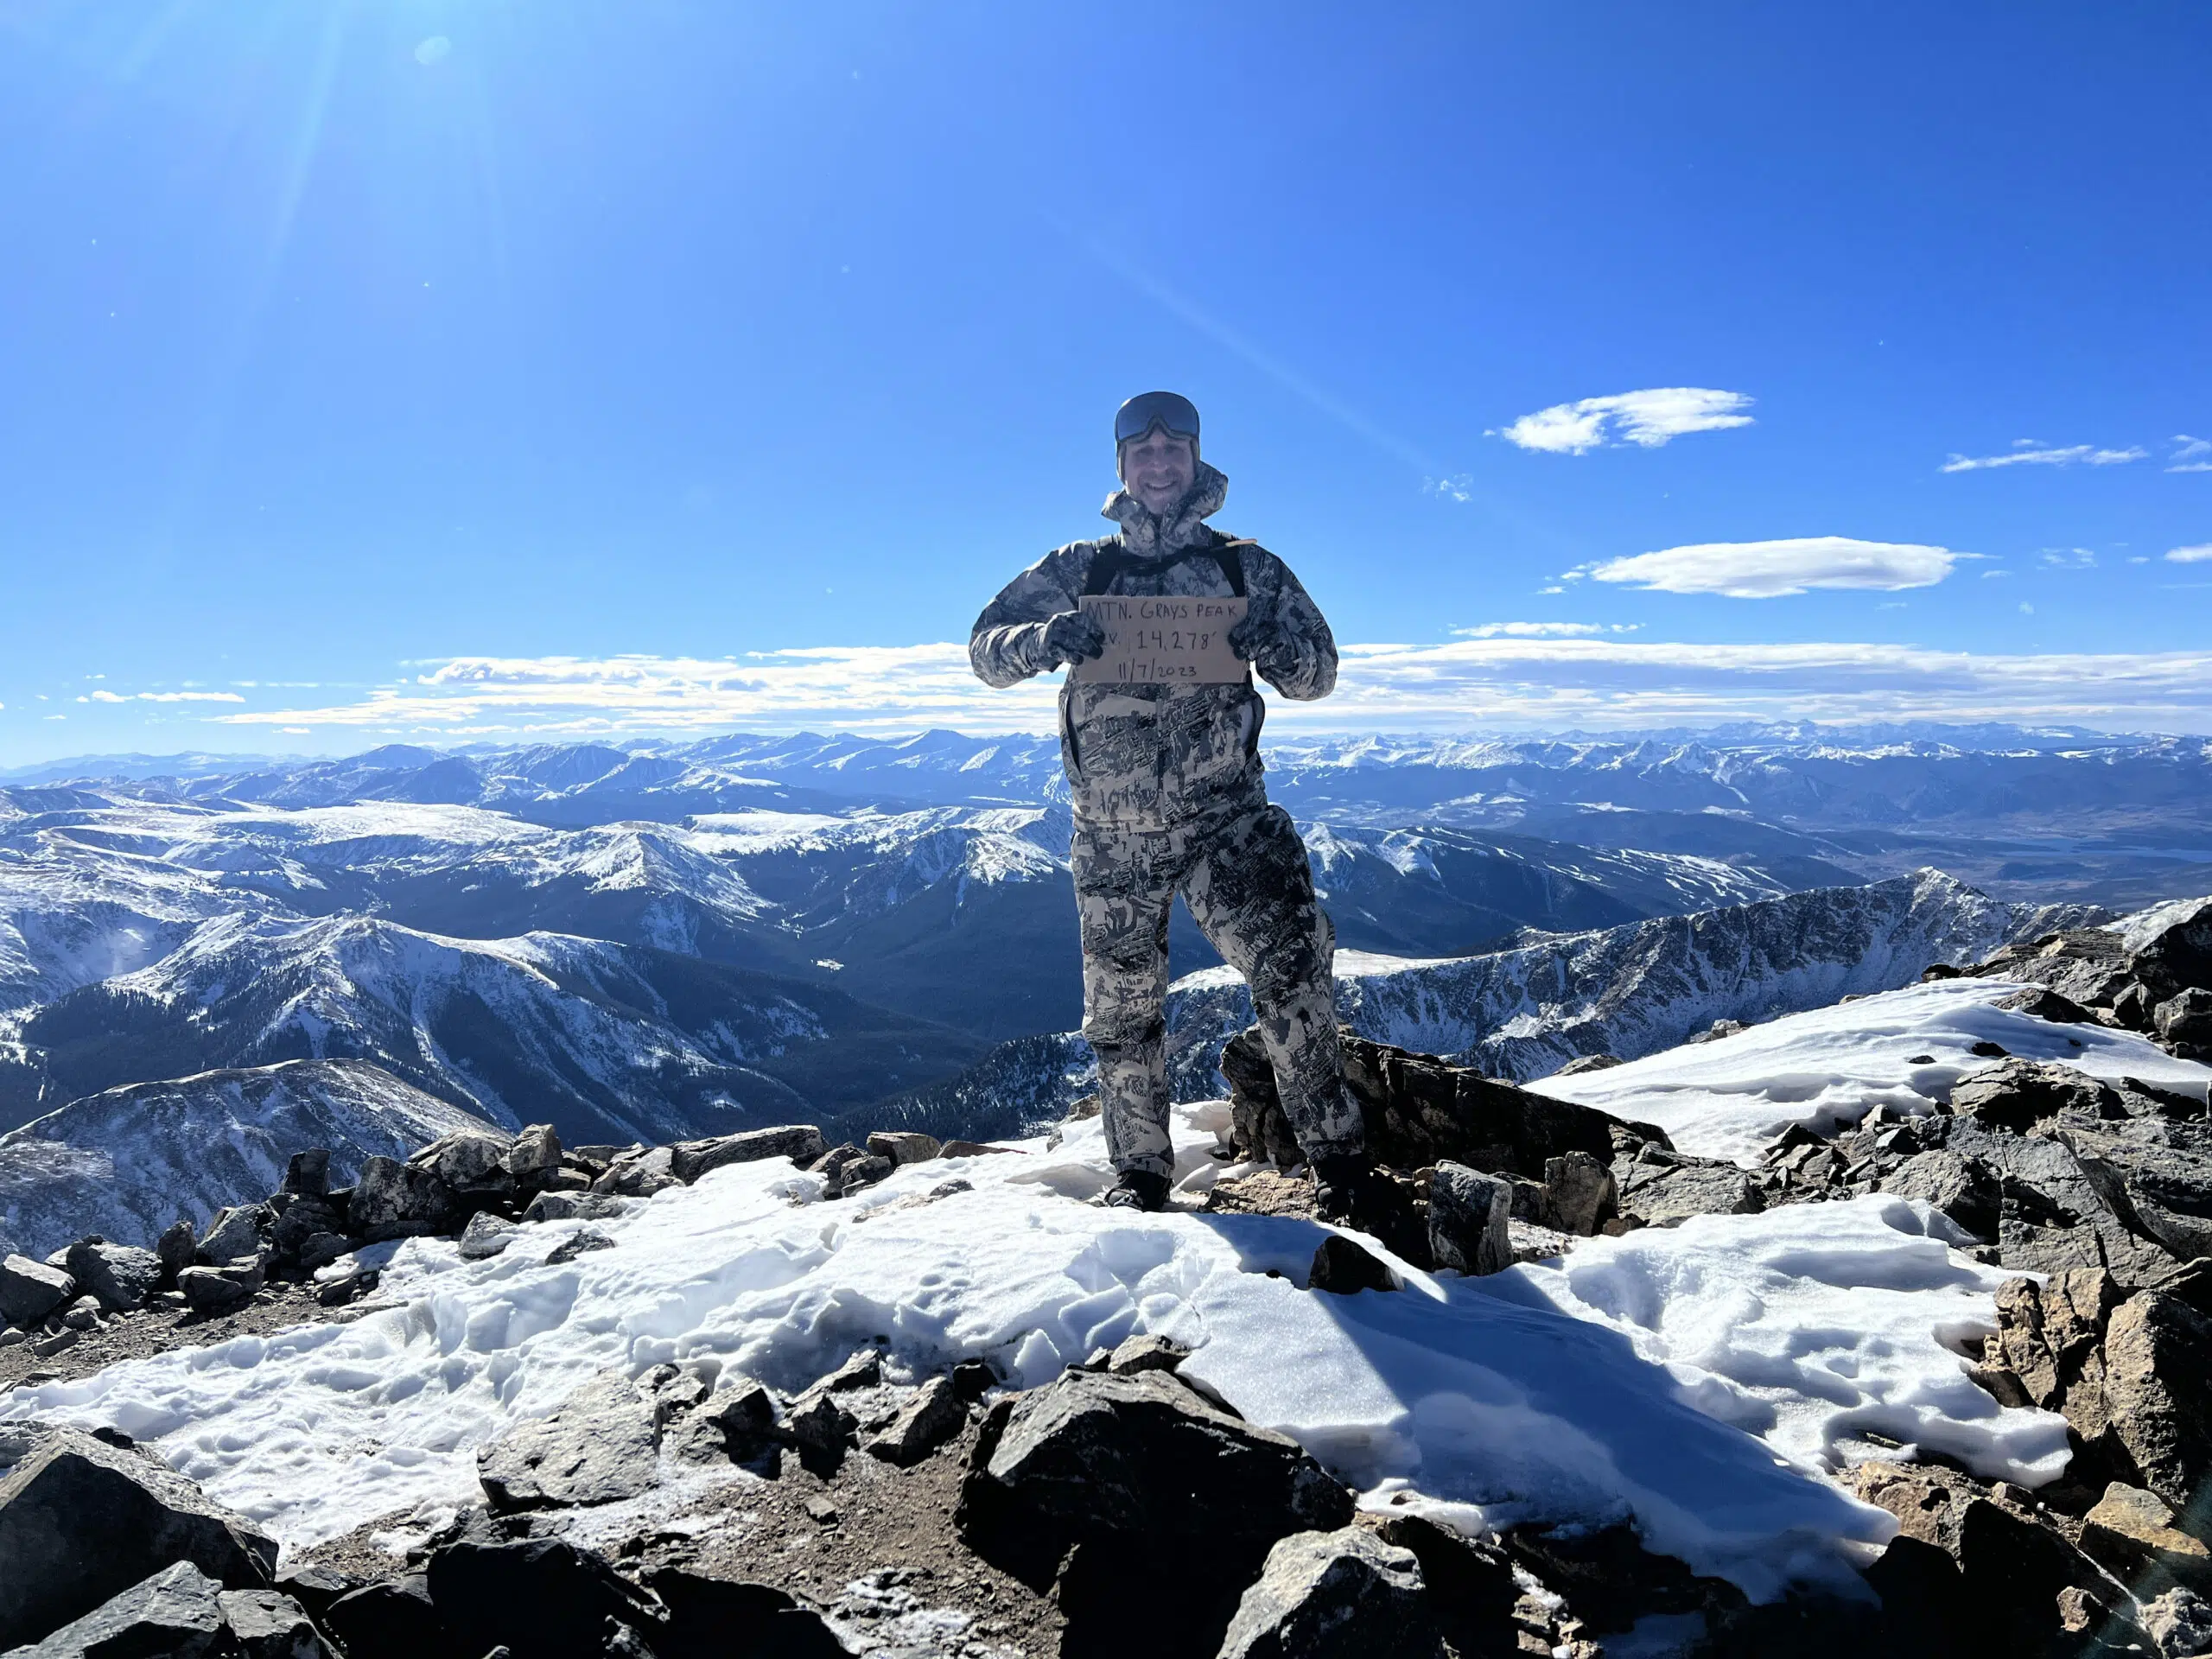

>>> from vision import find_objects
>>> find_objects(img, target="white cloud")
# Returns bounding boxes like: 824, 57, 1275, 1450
2167, 544, 2212, 564
1496, 388, 1753, 455
2171, 435, 2212, 474
1425, 474, 1473, 502
207, 637, 2212, 738
1941, 441, 2146, 474
1452, 621, 1641, 639
2019, 603, 2035, 615
2038, 549, 2096, 569
83, 688, 246, 705
1580, 537, 1965, 598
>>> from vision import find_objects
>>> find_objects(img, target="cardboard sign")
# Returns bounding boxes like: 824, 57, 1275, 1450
1067, 594, 1250, 686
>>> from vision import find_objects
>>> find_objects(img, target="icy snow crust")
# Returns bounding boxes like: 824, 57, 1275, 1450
4, 1109, 2069, 1602
1532, 978, 2212, 1164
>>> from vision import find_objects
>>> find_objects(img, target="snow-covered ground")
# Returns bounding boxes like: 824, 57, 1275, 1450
3, 1101, 2069, 1603
1532, 977, 2212, 1164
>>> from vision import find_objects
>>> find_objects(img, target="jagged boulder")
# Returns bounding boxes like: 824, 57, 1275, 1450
268, 1196, 345, 1268
156, 1218, 198, 1284
180, 1260, 264, 1313
1309, 1233, 1399, 1294
2078, 1483, 2212, 1597
638, 1567, 848, 1659
1940, 1119, 2176, 1287
521, 1190, 626, 1224
2100, 1287, 2212, 1518
319, 1576, 447, 1658
668, 1124, 826, 1184
2143, 1587, 2212, 1659
1881, 1147, 2001, 1239
1217, 1527, 1446, 1659
423, 1529, 664, 1659
958, 1368, 1352, 1586
1850, 1460, 2141, 1656
0, 1429, 276, 1649
1613, 1154, 1763, 1227
864, 1375, 966, 1466
1950, 1059, 2120, 1133
1360, 1514, 1518, 1658
505, 1123, 563, 1180
1427, 1163, 1510, 1275
61, 1239, 162, 1312
594, 1146, 680, 1198
410, 1130, 515, 1194
2050, 1110, 2212, 1265
475, 1371, 662, 1512
2156, 988, 2212, 1048
0, 1253, 74, 1328
1221, 1027, 1670, 1179
868, 1130, 943, 1166
457, 1212, 520, 1261
282, 1147, 331, 1198
194, 1205, 269, 1267
2129, 898, 2212, 1003
349, 1155, 461, 1242
10, 1560, 232, 1659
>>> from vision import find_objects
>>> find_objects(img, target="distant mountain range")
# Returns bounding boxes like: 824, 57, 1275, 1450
0, 785, 1829, 1053
10, 721, 2208, 904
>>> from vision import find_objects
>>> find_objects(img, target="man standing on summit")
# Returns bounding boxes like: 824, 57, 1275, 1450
970, 391, 1386, 1224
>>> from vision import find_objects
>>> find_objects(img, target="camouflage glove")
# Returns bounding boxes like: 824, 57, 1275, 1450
1042, 608, 1106, 668
1228, 606, 1297, 678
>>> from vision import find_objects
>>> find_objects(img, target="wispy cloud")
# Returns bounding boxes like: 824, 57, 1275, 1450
1452, 621, 1640, 639
2171, 435, 2212, 474
207, 638, 2212, 737
1940, 440, 2146, 474
2038, 549, 2097, 569
1494, 388, 1754, 455
1575, 537, 1966, 598
2166, 545, 2212, 564
80, 689, 247, 704
1425, 474, 1473, 503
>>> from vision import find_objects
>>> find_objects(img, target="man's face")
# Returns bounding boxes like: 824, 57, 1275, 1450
1120, 427, 1196, 516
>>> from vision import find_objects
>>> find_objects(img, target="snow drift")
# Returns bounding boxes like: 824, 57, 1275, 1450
3, 1103, 2069, 1603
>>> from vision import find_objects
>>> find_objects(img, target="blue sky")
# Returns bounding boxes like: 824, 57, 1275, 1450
3, 1, 2209, 763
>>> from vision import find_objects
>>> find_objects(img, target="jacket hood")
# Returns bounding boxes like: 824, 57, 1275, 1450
1101, 461, 1228, 557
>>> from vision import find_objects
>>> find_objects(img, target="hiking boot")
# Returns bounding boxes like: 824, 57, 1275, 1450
1312, 1156, 1429, 1265
1101, 1170, 1170, 1212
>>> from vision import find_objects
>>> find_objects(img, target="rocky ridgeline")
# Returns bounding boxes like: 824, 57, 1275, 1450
0, 1119, 987, 1363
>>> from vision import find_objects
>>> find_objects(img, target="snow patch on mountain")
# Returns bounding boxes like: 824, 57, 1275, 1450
2, 1104, 2067, 1602
0, 1058, 496, 1260
1166, 870, 2099, 1090
1529, 978, 2212, 1164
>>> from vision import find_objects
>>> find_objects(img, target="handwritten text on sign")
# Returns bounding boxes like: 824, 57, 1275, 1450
1067, 594, 1250, 686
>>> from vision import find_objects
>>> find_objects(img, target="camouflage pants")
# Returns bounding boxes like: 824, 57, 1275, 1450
1073, 797, 1364, 1179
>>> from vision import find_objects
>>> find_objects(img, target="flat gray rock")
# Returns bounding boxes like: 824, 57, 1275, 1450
475, 1372, 661, 1512
1219, 1527, 1446, 1659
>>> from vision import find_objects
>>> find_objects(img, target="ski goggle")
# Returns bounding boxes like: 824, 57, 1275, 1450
1115, 391, 1200, 447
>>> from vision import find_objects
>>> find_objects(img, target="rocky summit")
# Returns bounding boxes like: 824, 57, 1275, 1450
8, 739, 2212, 1656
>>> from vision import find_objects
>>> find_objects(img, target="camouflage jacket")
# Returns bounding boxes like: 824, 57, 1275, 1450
969, 463, 1338, 828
